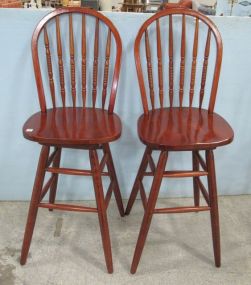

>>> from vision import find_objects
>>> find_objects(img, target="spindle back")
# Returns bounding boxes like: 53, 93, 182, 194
32, 8, 122, 113
134, 8, 222, 114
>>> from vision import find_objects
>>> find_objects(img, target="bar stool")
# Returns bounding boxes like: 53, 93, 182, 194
126, 8, 234, 273
20, 8, 124, 273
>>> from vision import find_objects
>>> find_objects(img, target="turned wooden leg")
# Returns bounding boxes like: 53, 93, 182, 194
130, 151, 168, 274
103, 144, 124, 217
206, 149, 221, 267
125, 147, 152, 215
89, 149, 113, 274
20, 145, 50, 265
49, 147, 62, 211
193, 151, 200, 207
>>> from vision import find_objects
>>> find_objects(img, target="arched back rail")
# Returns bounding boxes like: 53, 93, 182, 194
32, 8, 122, 113
134, 8, 223, 114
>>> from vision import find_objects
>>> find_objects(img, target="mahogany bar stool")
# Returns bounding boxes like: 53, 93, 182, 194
20, 8, 124, 273
125, 8, 234, 273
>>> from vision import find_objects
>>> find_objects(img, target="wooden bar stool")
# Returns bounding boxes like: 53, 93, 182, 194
126, 8, 234, 273
20, 8, 124, 274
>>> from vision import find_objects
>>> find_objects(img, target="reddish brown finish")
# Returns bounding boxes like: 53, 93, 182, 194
93, 18, 100, 107
145, 30, 155, 109
154, 205, 210, 214
169, 15, 174, 107
200, 29, 211, 109
56, 16, 66, 107
127, 8, 233, 274
44, 27, 56, 108
197, 177, 210, 205
49, 147, 61, 210
206, 150, 221, 267
31, 7, 122, 113
179, 15, 186, 107
23, 108, 122, 145
134, 8, 223, 113
130, 151, 168, 274
138, 108, 233, 150
192, 151, 200, 207
103, 144, 125, 217
125, 147, 152, 215
89, 149, 113, 273
20, 146, 50, 265
69, 14, 77, 107
39, 203, 98, 213
82, 14, 87, 107
156, 19, 163, 108
189, 18, 199, 107
102, 29, 112, 109
20, 8, 124, 274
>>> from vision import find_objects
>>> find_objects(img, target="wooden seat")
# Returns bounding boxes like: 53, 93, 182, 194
20, 8, 124, 274
23, 108, 121, 145
138, 108, 233, 150
125, 8, 234, 273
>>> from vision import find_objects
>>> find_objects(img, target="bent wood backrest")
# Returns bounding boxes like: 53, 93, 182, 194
32, 8, 122, 113
134, 8, 223, 114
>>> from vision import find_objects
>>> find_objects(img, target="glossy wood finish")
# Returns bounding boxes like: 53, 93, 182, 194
69, 14, 77, 107
156, 19, 163, 108
21, 8, 124, 274
134, 8, 223, 114
138, 108, 234, 150
90, 149, 113, 273
102, 29, 112, 109
169, 15, 174, 107
145, 30, 155, 109
127, 8, 233, 273
92, 18, 99, 107
125, 147, 152, 215
81, 15, 87, 107
179, 15, 186, 107
20, 146, 50, 265
190, 18, 199, 107
206, 150, 221, 267
130, 151, 168, 274
192, 150, 200, 207
32, 7, 122, 113
49, 147, 61, 211
23, 108, 122, 145
56, 16, 66, 107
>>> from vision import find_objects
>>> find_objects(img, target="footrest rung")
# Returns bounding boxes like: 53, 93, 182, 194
154, 206, 211, 214
163, 170, 208, 178
38, 203, 98, 213
46, 167, 109, 176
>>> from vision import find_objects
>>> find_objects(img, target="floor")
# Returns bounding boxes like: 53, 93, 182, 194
0, 196, 250, 285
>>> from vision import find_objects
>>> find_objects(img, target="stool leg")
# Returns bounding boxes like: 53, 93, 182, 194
104, 144, 125, 217
125, 147, 152, 215
206, 150, 221, 267
20, 145, 50, 265
130, 151, 168, 274
192, 151, 200, 207
49, 147, 62, 211
89, 149, 113, 274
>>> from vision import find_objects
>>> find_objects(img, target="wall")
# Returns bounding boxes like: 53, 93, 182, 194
0, 10, 250, 200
